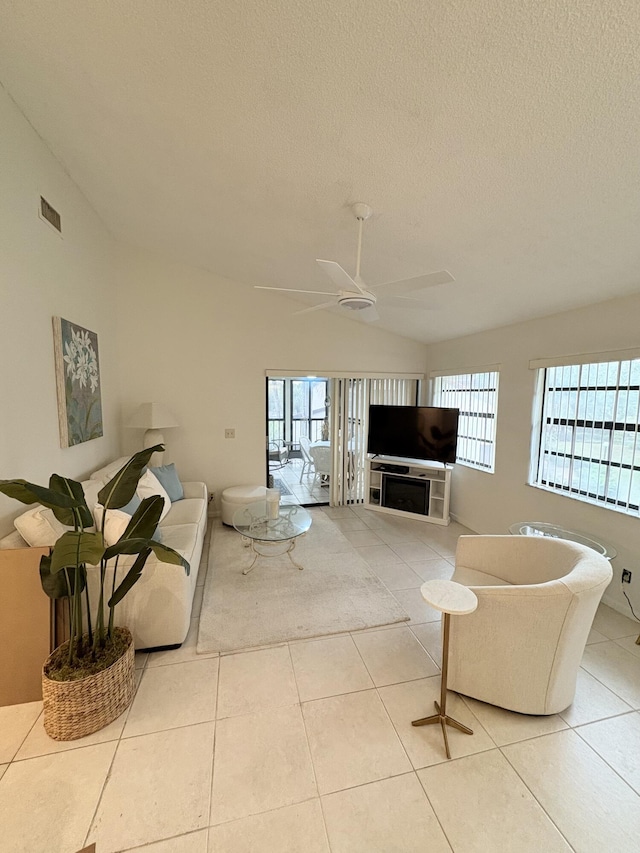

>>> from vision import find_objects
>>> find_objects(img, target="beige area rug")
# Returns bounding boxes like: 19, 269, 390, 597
197, 510, 409, 653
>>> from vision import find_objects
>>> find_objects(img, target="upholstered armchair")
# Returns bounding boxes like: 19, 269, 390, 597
448, 535, 612, 715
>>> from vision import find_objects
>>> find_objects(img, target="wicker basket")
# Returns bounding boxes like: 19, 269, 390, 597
42, 628, 135, 741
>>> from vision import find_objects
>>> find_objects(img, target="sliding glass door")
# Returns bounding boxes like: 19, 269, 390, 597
266, 371, 422, 507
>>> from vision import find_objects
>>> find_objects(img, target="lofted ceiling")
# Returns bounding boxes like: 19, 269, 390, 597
1, 1, 640, 343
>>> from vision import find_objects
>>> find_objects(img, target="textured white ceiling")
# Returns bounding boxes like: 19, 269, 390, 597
1, 1, 640, 343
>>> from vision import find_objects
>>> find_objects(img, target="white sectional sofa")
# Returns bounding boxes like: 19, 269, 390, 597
0, 456, 209, 650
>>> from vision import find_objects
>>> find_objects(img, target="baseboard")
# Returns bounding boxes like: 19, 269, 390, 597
449, 512, 478, 533
601, 592, 640, 623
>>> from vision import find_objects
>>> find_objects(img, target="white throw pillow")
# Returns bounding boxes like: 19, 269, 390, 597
81, 479, 102, 509
93, 504, 131, 548
136, 469, 171, 520
14, 506, 70, 547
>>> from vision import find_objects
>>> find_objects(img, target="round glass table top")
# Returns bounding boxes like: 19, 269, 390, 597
232, 501, 312, 542
509, 522, 616, 560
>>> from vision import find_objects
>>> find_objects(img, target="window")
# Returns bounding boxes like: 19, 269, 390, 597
432, 371, 499, 472
533, 359, 640, 514
291, 378, 328, 443
267, 378, 285, 442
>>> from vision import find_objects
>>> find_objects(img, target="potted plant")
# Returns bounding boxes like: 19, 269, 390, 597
0, 445, 188, 740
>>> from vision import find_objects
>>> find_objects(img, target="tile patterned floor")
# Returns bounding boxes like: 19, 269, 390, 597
2, 510, 640, 852
276, 457, 329, 507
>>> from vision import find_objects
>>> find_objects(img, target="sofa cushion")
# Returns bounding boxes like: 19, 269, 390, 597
0, 530, 29, 549
89, 456, 131, 484
161, 498, 206, 527
160, 523, 200, 564
150, 463, 184, 502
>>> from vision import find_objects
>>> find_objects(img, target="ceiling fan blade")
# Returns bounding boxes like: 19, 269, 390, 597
316, 259, 367, 295
255, 285, 338, 296
359, 305, 380, 322
293, 300, 337, 316
370, 269, 454, 297
378, 295, 436, 311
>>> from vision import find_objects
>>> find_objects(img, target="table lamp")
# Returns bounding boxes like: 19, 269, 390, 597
127, 402, 179, 465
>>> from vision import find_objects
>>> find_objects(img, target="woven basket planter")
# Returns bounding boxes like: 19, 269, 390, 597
42, 628, 135, 741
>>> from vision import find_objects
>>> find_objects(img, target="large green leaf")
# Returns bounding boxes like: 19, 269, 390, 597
39, 553, 70, 599
40, 556, 86, 599
103, 536, 189, 574
149, 540, 190, 575
97, 445, 164, 510
108, 549, 151, 609
48, 475, 93, 528
0, 480, 41, 505
121, 495, 164, 541
50, 530, 104, 574
0, 479, 82, 510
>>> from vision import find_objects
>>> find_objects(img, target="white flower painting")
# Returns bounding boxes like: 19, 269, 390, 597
53, 317, 103, 447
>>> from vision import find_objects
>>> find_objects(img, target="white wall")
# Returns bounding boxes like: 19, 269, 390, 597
115, 245, 427, 505
425, 292, 640, 615
0, 85, 121, 535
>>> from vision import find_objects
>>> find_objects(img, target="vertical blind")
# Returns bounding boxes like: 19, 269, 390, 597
332, 377, 419, 505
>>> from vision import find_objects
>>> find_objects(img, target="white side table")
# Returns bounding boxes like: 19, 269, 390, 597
412, 579, 478, 759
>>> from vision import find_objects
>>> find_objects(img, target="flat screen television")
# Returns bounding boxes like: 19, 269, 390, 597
367, 405, 459, 464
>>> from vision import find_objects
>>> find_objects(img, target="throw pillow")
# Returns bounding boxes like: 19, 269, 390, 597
136, 469, 171, 520
120, 493, 142, 515
93, 504, 130, 547
149, 463, 184, 502
93, 504, 163, 546
14, 506, 70, 547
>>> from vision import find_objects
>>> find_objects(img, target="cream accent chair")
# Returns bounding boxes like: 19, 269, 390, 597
448, 535, 612, 715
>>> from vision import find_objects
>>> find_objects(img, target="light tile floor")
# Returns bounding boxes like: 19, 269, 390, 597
274, 457, 329, 506
2, 510, 640, 852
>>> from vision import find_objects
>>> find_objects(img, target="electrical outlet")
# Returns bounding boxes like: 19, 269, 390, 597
225, 429, 235, 439
622, 569, 632, 584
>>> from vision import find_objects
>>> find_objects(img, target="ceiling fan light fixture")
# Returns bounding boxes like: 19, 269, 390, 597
338, 294, 376, 311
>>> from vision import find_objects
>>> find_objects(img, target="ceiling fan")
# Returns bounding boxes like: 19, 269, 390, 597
255, 203, 454, 322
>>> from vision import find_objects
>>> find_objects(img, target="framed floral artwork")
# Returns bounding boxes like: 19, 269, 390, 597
52, 317, 103, 447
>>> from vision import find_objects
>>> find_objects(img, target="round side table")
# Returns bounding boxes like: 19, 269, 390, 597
412, 579, 478, 759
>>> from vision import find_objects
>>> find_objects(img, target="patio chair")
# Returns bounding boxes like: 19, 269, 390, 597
309, 445, 331, 494
299, 436, 314, 482
268, 440, 288, 471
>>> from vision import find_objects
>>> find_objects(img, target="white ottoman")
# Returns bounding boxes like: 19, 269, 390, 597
221, 485, 267, 526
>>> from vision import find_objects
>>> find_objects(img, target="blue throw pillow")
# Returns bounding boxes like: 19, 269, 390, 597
149, 463, 184, 502
120, 494, 142, 515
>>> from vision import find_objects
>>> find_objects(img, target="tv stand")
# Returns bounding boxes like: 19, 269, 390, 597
365, 458, 451, 526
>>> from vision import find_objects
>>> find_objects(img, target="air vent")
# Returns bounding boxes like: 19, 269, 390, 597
40, 196, 61, 232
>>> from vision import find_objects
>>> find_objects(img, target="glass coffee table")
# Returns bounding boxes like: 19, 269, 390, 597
509, 522, 617, 560
232, 500, 313, 574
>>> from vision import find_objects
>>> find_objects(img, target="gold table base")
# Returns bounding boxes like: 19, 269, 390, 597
411, 611, 474, 759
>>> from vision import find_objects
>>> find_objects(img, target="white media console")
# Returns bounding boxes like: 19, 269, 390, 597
365, 457, 452, 526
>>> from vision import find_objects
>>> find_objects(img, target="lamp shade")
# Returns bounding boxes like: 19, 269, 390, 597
127, 403, 179, 430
